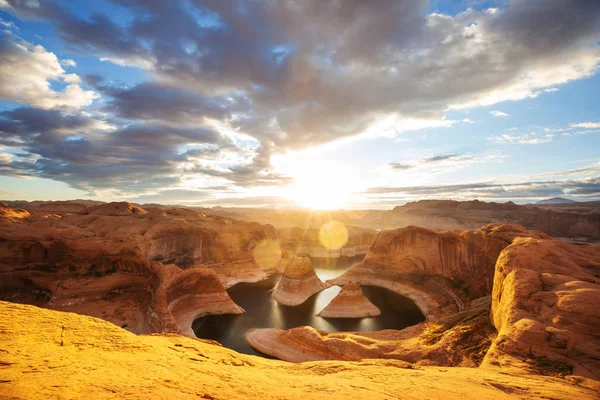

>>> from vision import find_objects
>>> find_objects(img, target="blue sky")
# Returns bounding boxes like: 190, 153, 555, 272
0, 0, 599, 208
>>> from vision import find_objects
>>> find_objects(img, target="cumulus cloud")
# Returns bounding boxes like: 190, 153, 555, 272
0, 37, 96, 109
95, 81, 250, 125
0, 0, 599, 199
490, 110, 510, 117
0, 106, 290, 194
4, 0, 600, 149
61, 58, 76, 67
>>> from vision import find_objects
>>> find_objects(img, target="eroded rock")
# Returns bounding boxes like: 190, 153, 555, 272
330, 224, 549, 319
483, 237, 600, 380
316, 282, 380, 318
272, 256, 330, 306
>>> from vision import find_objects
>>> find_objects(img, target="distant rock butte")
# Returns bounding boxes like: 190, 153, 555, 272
272, 256, 330, 306
535, 197, 577, 205
80, 201, 149, 216
380, 199, 600, 240
277, 225, 377, 258
316, 282, 380, 318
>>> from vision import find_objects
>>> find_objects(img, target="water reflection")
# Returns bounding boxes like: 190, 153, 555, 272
193, 256, 425, 356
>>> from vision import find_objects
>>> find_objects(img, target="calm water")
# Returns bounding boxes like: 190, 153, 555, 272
193, 256, 425, 357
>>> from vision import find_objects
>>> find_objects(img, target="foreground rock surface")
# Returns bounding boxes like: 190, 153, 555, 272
483, 237, 600, 381
1, 301, 597, 400
272, 256, 330, 306
316, 282, 380, 318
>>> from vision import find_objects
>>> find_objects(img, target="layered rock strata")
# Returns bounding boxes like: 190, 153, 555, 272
483, 237, 600, 381
248, 237, 600, 389
329, 224, 549, 319
0, 201, 277, 334
272, 256, 330, 306
246, 296, 495, 365
316, 282, 380, 318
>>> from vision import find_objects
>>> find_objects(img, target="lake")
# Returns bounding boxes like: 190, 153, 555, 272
193, 256, 425, 357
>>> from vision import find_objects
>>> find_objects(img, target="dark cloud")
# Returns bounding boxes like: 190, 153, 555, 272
388, 153, 474, 171
131, 188, 215, 204
97, 82, 250, 123
5, 0, 599, 150
1, 0, 600, 198
364, 178, 600, 200
388, 163, 414, 170
421, 154, 467, 164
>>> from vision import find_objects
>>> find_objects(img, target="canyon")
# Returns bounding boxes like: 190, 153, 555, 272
1, 200, 600, 398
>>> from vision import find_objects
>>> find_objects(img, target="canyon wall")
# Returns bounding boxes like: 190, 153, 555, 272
484, 237, 600, 380
330, 224, 548, 319
0, 202, 281, 335
248, 237, 600, 389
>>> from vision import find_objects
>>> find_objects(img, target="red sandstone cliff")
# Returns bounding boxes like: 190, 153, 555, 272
330, 224, 549, 319
0, 202, 279, 335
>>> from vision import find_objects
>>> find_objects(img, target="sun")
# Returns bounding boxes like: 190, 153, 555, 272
283, 160, 354, 210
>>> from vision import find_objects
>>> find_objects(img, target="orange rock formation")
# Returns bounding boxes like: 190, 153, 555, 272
247, 235, 600, 393
483, 237, 600, 381
0, 201, 279, 335
316, 282, 380, 318
330, 224, 549, 319
272, 256, 330, 306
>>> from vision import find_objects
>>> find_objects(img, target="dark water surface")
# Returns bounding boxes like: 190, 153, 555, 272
193, 256, 425, 356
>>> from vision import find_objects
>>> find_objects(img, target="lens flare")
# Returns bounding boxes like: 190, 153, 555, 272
319, 220, 348, 250
252, 239, 282, 269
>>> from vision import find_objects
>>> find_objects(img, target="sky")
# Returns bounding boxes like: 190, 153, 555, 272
0, 0, 599, 209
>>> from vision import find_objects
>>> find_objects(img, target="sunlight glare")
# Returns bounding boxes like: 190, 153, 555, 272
319, 221, 349, 250
283, 160, 354, 210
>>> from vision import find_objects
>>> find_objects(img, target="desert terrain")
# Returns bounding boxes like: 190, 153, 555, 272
1, 199, 599, 398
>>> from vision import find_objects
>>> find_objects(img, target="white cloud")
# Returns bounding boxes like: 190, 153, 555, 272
490, 110, 510, 117
570, 122, 600, 129
0, 38, 97, 109
462, 118, 474, 123
61, 59, 77, 67
489, 132, 555, 144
